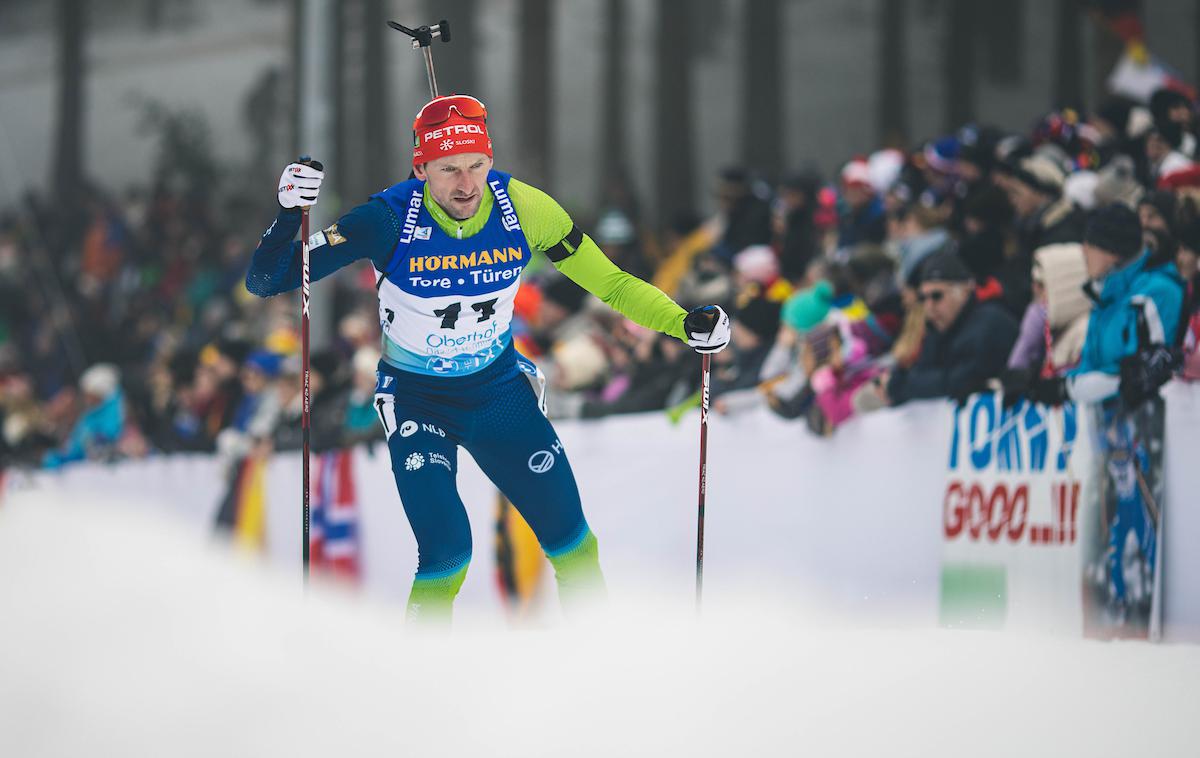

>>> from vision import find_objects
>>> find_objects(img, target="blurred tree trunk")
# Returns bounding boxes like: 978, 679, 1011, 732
52, 0, 86, 208
944, 0, 978, 129
691, 0, 725, 55
143, 0, 165, 31
290, 0, 302, 159
742, 0, 781, 177
363, 0, 389, 192
297, 0, 338, 349
981, 0, 1022, 85
1054, 0, 1084, 109
1090, 10, 1125, 107
600, 0, 628, 191
333, 0, 349, 204
431, 0, 479, 95
329, 1, 389, 200
655, 0, 695, 226
518, 0, 553, 189
878, 0, 909, 147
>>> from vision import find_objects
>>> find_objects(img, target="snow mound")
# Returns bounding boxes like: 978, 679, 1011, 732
1, 492, 1197, 757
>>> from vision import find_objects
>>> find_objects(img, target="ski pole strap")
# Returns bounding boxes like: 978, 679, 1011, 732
545, 224, 585, 263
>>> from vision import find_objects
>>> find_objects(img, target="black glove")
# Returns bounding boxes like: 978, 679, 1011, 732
1027, 376, 1068, 407
951, 377, 991, 407
766, 384, 814, 420
999, 368, 1034, 408
1119, 346, 1180, 407
683, 305, 731, 354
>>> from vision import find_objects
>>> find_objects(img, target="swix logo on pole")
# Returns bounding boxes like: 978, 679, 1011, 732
302, 246, 311, 316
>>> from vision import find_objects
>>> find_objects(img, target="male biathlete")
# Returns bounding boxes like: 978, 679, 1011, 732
247, 94, 730, 623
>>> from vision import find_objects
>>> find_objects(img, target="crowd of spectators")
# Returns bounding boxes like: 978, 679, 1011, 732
3, 85, 1200, 471
0, 182, 387, 471
535, 89, 1200, 435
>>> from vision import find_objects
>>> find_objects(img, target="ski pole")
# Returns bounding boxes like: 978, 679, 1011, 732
301, 200, 311, 582
297, 154, 323, 583
386, 19, 451, 99
696, 353, 712, 609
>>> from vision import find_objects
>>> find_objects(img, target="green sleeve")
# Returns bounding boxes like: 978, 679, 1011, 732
507, 178, 689, 342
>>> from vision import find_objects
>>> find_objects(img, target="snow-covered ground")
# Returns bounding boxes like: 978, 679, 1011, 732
1, 493, 1197, 757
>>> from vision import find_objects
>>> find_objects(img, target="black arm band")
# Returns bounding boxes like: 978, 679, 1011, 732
544, 224, 585, 263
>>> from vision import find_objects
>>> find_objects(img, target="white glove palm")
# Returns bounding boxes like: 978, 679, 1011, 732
684, 305, 731, 354
277, 162, 324, 209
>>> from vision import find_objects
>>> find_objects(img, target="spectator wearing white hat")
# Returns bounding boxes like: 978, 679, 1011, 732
1000, 243, 1092, 405
42, 364, 127, 469
836, 158, 887, 250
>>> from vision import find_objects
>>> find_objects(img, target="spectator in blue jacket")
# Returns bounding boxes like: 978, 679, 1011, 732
837, 159, 886, 250
42, 364, 126, 469
1029, 204, 1185, 406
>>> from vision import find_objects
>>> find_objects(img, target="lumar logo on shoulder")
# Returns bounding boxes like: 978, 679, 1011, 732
397, 189, 424, 244
489, 179, 521, 232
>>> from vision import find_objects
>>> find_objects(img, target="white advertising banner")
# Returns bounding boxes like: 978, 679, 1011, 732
940, 395, 1095, 634
8, 384, 1200, 641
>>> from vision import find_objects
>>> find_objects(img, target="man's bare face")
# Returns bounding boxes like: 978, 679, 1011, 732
1145, 133, 1169, 164
1139, 204, 1168, 234
843, 184, 873, 210
1082, 241, 1120, 281
1176, 246, 1198, 279
415, 153, 493, 220
918, 281, 971, 333
1004, 181, 1043, 219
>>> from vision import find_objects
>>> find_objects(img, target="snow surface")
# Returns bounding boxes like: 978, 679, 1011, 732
1, 492, 1198, 757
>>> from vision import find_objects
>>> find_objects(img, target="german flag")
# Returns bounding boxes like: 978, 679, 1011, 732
213, 454, 268, 551
493, 492, 547, 620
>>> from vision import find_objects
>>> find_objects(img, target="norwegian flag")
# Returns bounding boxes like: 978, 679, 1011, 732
310, 449, 361, 581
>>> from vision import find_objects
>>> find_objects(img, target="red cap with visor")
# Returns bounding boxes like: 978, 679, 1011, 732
412, 94, 492, 167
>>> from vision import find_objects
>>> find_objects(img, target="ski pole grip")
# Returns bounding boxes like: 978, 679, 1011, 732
297, 155, 324, 172
436, 20, 450, 42
684, 305, 720, 334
